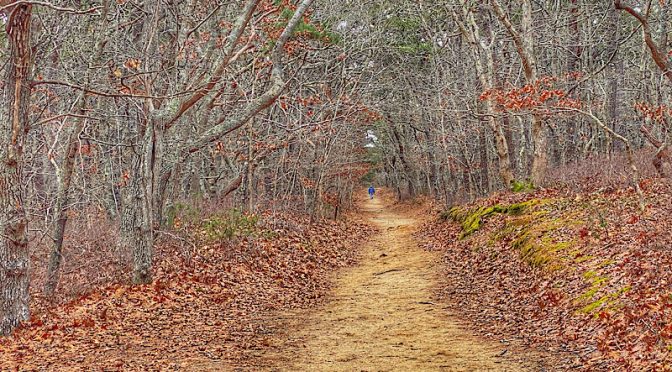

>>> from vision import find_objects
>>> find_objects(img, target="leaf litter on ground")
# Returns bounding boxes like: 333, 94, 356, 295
417, 179, 672, 370
0, 210, 375, 370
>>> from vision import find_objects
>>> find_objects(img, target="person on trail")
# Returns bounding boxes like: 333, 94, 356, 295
368, 185, 375, 199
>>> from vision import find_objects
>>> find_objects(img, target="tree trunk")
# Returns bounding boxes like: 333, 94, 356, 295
479, 126, 490, 193
530, 115, 547, 184
0, 2, 32, 335
44, 103, 85, 297
566, 0, 582, 162
121, 143, 154, 285
606, 9, 622, 155
243, 121, 254, 211
491, 0, 546, 184
453, 5, 514, 188
389, 121, 415, 197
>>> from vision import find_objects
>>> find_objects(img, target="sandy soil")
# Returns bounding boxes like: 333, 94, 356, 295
239, 196, 536, 371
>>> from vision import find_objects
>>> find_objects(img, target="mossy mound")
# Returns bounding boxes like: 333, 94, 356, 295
503, 201, 583, 269
447, 195, 630, 314
444, 199, 543, 239
444, 198, 582, 270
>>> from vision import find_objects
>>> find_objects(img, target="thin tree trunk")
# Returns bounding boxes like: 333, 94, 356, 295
491, 0, 547, 184
479, 125, 490, 193
244, 120, 254, 211
453, 5, 514, 188
44, 2, 110, 295
44, 101, 85, 297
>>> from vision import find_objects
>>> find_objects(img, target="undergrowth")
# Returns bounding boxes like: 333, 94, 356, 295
201, 209, 260, 241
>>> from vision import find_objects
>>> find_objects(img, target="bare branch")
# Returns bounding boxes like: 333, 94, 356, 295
0, 0, 100, 15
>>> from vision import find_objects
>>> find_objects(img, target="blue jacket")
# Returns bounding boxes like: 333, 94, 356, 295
368, 186, 375, 194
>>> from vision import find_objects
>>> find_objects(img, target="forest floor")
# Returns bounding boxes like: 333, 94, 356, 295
1, 191, 567, 371
417, 180, 672, 370
1, 201, 376, 369
242, 194, 543, 371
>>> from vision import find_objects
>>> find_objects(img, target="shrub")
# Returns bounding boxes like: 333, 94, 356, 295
201, 209, 259, 242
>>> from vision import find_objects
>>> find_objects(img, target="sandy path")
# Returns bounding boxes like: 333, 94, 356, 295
251, 197, 530, 371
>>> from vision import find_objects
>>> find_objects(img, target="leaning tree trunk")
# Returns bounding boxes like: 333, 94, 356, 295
0, 2, 32, 336
44, 110, 83, 297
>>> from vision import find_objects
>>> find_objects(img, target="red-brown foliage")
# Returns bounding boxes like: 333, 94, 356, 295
417, 179, 672, 370
1, 209, 375, 369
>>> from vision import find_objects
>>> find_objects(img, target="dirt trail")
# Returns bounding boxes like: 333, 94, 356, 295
252, 196, 530, 371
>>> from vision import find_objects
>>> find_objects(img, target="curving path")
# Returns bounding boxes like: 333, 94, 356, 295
253, 196, 531, 371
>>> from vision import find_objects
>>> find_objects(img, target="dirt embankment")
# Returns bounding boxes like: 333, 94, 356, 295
418, 181, 672, 370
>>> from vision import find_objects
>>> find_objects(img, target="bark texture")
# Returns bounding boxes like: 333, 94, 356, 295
0, 2, 32, 335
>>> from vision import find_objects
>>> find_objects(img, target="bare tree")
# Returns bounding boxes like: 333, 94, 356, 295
490, 0, 547, 185
0, 0, 32, 335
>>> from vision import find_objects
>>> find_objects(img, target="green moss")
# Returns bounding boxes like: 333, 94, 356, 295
511, 232, 530, 249
445, 200, 545, 239
506, 199, 541, 215
442, 206, 467, 222
459, 205, 507, 238
578, 287, 630, 315
516, 239, 574, 268
583, 270, 598, 279
525, 247, 551, 267
579, 296, 607, 314
593, 276, 609, 286
502, 200, 577, 268
598, 259, 617, 268
445, 197, 581, 270
552, 241, 574, 251
574, 255, 595, 264
511, 180, 535, 192
577, 286, 601, 303
508, 223, 575, 268
575, 275, 609, 303
574, 270, 629, 316
506, 216, 533, 227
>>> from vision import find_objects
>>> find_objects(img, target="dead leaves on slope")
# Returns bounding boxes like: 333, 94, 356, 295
418, 180, 672, 370
0, 211, 375, 370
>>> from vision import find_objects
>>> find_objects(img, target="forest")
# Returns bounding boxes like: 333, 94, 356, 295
1, 0, 672, 370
